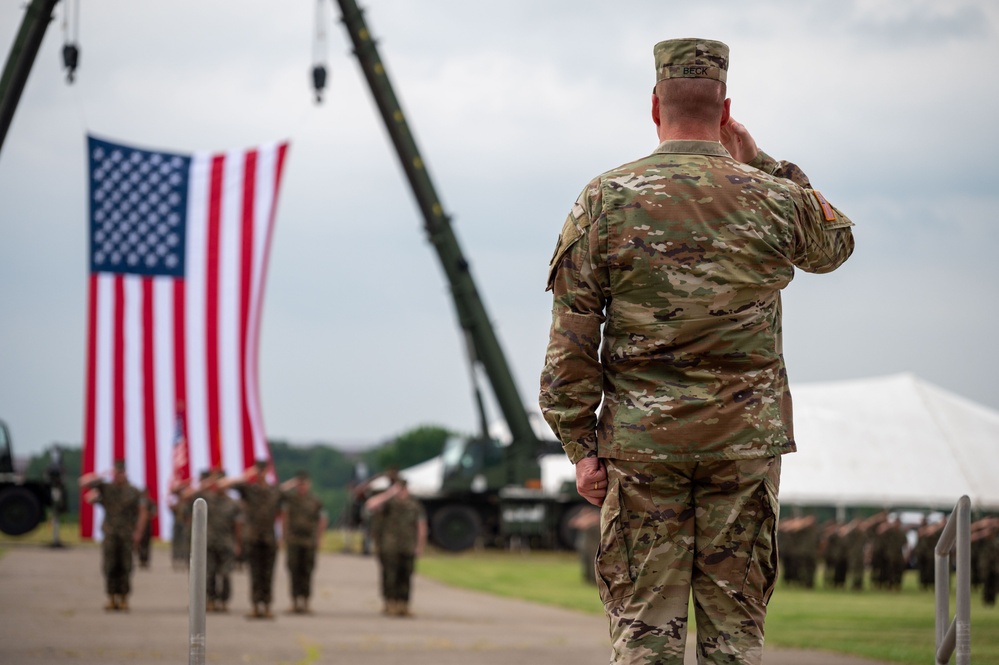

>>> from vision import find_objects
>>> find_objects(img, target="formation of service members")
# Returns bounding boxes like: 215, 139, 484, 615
79, 460, 149, 611
778, 511, 999, 607
364, 477, 427, 617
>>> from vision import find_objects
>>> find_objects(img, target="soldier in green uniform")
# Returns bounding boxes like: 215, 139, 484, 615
220, 460, 283, 619
80, 460, 149, 611
137, 489, 156, 569
196, 469, 242, 612
169, 478, 192, 571
539, 38, 855, 664
365, 479, 427, 617
280, 470, 327, 614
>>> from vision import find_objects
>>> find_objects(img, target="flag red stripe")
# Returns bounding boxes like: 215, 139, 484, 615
141, 278, 160, 534
173, 278, 190, 483
113, 276, 126, 464
81, 273, 99, 538
205, 155, 224, 470
239, 149, 257, 469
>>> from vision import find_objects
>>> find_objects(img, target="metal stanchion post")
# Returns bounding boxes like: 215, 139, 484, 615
189, 497, 207, 665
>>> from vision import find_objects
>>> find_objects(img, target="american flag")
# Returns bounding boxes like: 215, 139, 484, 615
81, 135, 289, 539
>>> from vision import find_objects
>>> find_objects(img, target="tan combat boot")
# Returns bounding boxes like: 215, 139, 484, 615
118, 595, 129, 611
104, 595, 118, 611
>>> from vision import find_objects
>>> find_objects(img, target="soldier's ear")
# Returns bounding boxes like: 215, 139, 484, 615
720, 98, 732, 128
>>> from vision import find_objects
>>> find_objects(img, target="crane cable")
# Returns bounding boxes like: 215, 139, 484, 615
311, 0, 329, 103
61, 0, 80, 83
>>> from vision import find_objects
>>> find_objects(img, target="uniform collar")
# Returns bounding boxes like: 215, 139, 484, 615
654, 140, 731, 157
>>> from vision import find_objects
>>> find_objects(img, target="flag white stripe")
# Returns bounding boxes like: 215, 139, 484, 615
247, 143, 282, 461
219, 149, 244, 476
153, 277, 176, 539
185, 152, 210, 479
123, 277, 144, 480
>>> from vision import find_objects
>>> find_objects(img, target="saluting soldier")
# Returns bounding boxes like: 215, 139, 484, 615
197, 468, 242, 612
539, 37, 854, 664
137, 489, 157, 569
220, 460, 283, 619
280, 470, 328, 614
169, 478, 192, 571
80, 460, 148, 611
365, 479, 427, 617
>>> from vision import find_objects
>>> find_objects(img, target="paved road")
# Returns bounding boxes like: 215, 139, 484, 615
0, 543, 896, 664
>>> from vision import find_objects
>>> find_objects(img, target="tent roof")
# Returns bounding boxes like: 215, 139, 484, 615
781, 373, 999, 511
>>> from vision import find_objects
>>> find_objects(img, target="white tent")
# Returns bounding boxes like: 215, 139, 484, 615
401, 374, 999, 512
782, 373, 999, 511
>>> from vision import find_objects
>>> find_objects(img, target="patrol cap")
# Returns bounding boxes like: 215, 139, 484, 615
654, 38, 729, 84
254, 459, 268, 471
113, 459, 126, 471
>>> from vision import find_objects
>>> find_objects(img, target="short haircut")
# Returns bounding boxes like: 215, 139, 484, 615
656, 77, 726, 125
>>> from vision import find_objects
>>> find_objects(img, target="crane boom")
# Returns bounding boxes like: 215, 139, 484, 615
0, 0, 60, 157
334, 0, 541, 459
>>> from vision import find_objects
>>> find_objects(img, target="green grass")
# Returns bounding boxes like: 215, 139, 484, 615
417, 551, 999, 665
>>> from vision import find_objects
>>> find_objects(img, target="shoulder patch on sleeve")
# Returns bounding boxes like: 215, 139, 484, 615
811, 190, 837, 222
546, 215, 584, 292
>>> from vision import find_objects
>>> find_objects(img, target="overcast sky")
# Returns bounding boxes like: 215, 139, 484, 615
2, 0, 997, 458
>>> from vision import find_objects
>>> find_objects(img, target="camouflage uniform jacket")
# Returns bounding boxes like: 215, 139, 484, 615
371, 496, 426, 556
235, 482, 282, 543
203, 491, 241, 550
93, 481, 143, 539
541, 140, 855, 464
282, 490, 325, 547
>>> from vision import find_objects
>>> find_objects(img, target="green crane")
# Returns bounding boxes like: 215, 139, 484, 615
334, 0, 581, 551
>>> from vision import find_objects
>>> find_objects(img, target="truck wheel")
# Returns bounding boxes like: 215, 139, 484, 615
0, 486, 43, 536
431, 505, 482, 552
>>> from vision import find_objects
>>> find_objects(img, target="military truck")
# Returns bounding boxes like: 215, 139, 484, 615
334, 0, 588, 551
0, 419, 54, 536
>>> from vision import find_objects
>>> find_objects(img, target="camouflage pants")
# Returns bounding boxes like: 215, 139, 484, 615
206, 545, 234, 603
596, 456, 780, 665
379, 552, 415, 602
102, 534, 134, 596
246, 539, 277, 604
171, 517, 190, 565
286, 543, 317, 599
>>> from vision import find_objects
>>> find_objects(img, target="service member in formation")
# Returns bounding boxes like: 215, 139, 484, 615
220, 460, 283, 619
80, 460, 149, 611
364, 478, 427, 617
169, 478, 192, 570
137, 489, 157, 569
280, 470, 328, 614
197, 468, 243, 612
539, 38, 855, 664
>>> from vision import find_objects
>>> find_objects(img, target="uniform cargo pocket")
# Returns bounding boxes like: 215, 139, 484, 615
595, 480, 635, 604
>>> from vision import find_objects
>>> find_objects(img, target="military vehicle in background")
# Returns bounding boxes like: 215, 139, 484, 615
0, 418, 56, 536
334, 0, 587, 551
